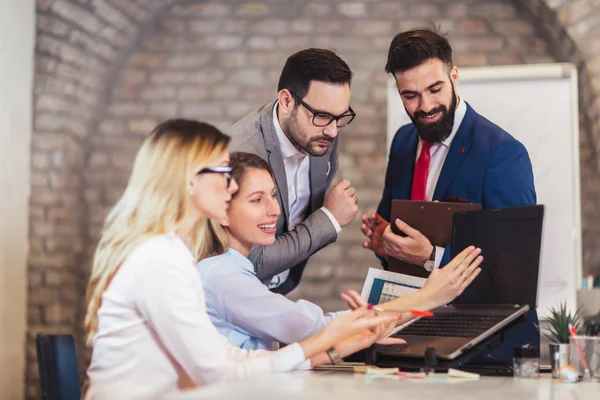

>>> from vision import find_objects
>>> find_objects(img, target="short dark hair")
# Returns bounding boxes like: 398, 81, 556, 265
277, 48, 353, 99
230, 152, 274, 197
385, 28, 453, 75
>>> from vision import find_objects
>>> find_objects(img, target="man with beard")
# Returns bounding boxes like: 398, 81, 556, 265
362, 28, 536, 271
362, 28, 538, 367
227, 48, 359, 295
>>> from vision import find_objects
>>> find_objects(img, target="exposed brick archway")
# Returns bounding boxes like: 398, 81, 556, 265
30, 1, 176, 397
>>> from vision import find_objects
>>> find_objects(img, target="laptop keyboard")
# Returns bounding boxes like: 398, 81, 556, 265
396, 313, 509, 338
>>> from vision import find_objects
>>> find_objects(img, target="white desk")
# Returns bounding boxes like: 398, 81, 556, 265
167, 372, 600, 400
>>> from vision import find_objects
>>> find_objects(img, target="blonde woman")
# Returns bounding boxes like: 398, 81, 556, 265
199, 152, 482, 351
83, 119, 400, 400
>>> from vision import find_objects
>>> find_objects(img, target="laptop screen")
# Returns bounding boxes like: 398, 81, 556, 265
450, 205, 544, 308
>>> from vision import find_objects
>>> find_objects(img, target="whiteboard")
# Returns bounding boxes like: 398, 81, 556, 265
386, 63, 582, 319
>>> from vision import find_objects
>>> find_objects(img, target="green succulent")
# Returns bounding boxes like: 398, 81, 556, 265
542, 301, 587, 344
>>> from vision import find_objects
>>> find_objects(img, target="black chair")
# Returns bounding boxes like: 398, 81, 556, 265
36, 334, 81, 400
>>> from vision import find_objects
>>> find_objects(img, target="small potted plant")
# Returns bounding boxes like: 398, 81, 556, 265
543, 301, 586, 378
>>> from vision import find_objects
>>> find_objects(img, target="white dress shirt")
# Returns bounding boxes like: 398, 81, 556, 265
199, 248, 344, 352
414, 97, 467, 268
86, 233, 306, 400
268, 103, 341, 288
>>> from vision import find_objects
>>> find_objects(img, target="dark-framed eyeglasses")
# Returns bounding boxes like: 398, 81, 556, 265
289, 91, 356, 128
197, 166, 233, 188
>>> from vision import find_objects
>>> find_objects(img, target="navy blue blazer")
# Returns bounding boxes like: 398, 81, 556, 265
377, 102, 536, 267
377, 102, 539, 365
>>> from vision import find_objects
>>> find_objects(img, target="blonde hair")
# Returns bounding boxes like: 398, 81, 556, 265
84, 119, 230, 346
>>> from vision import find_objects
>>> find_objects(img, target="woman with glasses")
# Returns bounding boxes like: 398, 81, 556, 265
198, 151, 483, 352
83, 119, 400, 400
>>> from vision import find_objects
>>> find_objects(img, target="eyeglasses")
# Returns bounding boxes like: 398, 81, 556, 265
197, 166, 233, 188
289, 91, 356, 128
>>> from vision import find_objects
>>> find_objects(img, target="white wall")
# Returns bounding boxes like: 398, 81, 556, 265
0, 1, 34, 398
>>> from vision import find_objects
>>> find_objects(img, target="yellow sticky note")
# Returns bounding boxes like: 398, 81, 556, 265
447, 368, 480, 380
353, 366, 399, 375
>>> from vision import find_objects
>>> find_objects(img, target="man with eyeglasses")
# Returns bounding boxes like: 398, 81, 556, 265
226, 48, 357, 295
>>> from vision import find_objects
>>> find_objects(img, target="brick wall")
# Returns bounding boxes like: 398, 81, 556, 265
29, 1, 155, 397
27, 0, 600, 398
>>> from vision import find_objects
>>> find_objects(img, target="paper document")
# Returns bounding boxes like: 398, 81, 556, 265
360, 267, 426, 305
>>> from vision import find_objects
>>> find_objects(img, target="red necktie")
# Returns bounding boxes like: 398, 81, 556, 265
411, 140, 433, 201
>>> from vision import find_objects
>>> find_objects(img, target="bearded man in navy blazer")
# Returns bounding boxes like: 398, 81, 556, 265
362, 28, 538, 366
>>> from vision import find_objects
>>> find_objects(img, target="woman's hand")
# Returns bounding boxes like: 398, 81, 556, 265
338, 246, 482, 324
335, 318, 405, 358
340, 289, 405, 346
299, 305, 400, 361
319, 305, 400, 345
340, 288, 366, 310
421, 246, 482, 308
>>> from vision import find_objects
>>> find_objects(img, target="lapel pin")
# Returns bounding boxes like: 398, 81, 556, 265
457, 147, 465, 153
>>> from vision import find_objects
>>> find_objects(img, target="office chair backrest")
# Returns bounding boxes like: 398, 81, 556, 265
36, 334, 81, 400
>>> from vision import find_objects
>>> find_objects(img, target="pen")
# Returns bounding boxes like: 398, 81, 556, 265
372, 307, 434, 317
568, 323, 591, 379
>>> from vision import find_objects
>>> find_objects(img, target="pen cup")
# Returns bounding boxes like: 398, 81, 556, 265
569, 335, 600, 382
549, 343, 570, 379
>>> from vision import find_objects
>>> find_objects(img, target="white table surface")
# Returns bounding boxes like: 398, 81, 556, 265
166, 371, 600, 400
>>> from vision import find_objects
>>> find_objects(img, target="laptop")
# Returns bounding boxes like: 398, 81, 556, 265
378, 205, 544, 361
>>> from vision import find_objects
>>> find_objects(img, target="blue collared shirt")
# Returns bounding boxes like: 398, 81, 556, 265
198, 248, 343, 350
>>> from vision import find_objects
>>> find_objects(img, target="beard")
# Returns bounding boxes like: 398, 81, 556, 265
282, 107, 333, 157
407, 86, 457, 143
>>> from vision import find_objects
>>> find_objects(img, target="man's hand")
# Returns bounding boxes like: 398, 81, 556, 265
361, 212, 390, 257
381, 219, 434, 266
323, 179, 359, 227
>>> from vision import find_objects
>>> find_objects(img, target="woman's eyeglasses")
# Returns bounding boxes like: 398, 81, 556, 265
289, 91, 356, 128
197, 166, 233, 188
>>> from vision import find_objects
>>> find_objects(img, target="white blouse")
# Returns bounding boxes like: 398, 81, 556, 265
86, 233, 306, 400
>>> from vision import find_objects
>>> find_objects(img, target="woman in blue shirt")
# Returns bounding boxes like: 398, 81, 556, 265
198, 152, 483, 351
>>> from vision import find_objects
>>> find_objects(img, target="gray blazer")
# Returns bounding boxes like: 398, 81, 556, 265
226, 101, 339, 294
